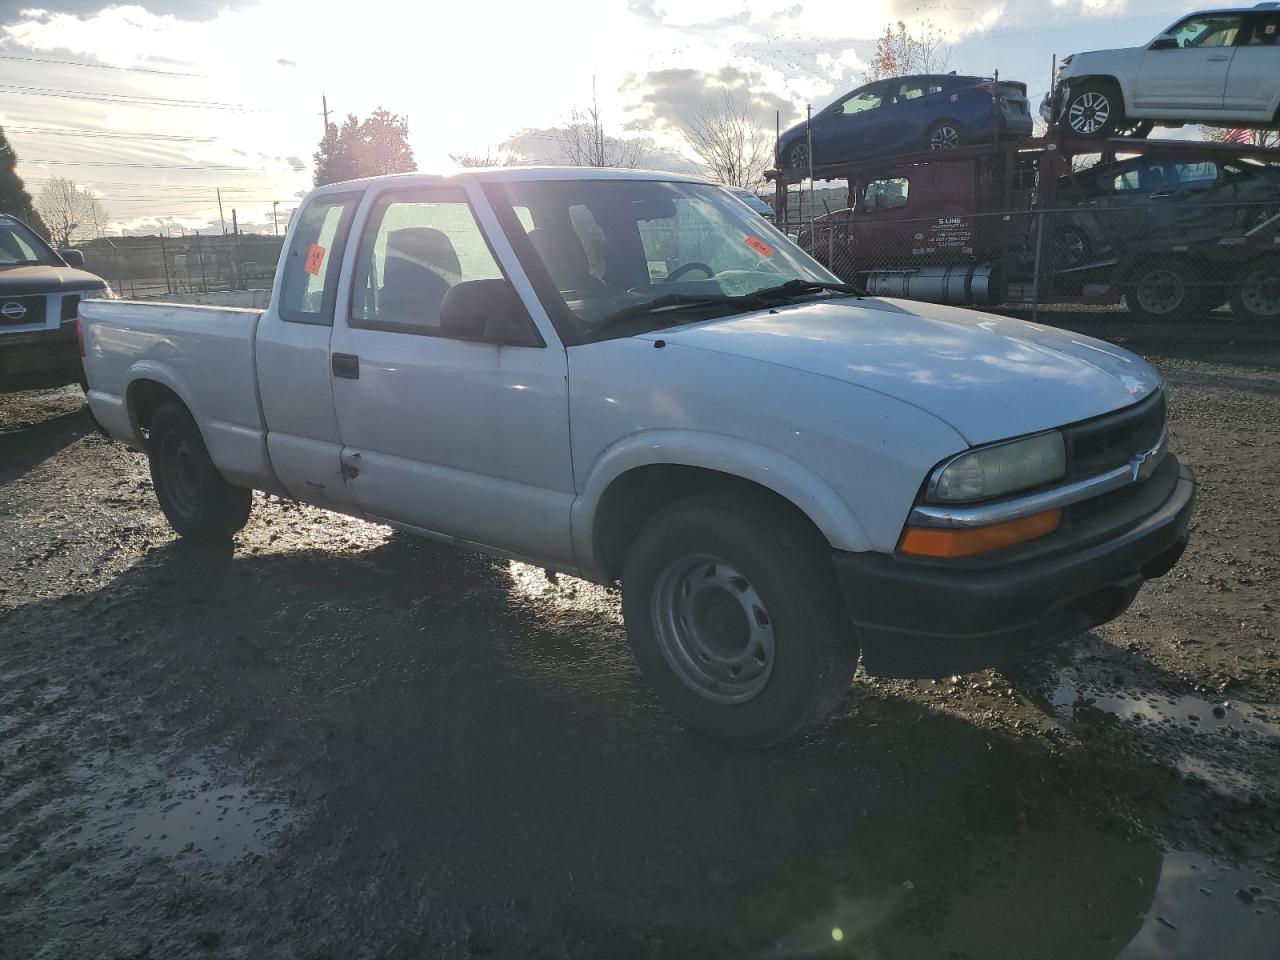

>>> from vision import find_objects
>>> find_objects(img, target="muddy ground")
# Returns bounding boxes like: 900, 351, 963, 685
1, 338, 1278, 959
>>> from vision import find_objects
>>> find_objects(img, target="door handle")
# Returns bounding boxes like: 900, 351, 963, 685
331, 353, 360, 379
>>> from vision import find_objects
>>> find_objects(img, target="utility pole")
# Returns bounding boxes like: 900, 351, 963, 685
322, 92, 331, 139
231, 209, 238, 236
272, 200, 279, 236
216, 188, 227, 236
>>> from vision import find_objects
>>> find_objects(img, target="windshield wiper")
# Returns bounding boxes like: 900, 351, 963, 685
750, 278, 868, 300
597, 292, 770, 328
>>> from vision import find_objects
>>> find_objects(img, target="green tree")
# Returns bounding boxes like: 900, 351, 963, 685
313, 108, 417, 186
0, 126, 48, 238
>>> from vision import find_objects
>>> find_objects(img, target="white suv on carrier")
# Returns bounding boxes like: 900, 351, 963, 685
1048, 3, 1280, 138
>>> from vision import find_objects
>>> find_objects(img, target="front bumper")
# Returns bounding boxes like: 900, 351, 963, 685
834, 460, 1195, 678
0, 321, 82, 391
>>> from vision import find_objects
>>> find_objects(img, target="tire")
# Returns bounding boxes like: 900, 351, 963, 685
786, 140, 810, 170
621, 490, 857, 746
1123, 259, 1201, 323
1064, 81, 1123, 138
925, 120, 963, 151
1052, 225, 1091, 269
147, 401, 252, 541
1229, 256, 1280, 323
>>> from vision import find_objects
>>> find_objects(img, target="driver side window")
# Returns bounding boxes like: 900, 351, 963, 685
840, 86, 884, 115
1167, 14, 1244, 48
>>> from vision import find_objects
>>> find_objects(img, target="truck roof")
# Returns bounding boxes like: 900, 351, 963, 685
310, 165, 715, 197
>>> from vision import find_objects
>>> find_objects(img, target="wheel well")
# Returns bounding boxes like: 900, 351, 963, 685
1065, 75, 1124, 108
128, 379, 185, 437
592, 465, 830, 581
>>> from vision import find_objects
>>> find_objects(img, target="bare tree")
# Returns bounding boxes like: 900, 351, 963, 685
36, 177, 107, 247
864, 20, 953, 82
554, 80, 648, 168
680, 88, 772, 189
449, 150, 523, 168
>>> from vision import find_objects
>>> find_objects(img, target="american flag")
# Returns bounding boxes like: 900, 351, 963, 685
1223, 128, 1252, 145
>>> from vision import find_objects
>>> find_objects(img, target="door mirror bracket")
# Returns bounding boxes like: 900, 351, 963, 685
438, 279, 544, 347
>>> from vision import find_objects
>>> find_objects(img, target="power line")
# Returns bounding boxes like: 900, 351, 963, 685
0, 53, 204, 78
4, 124, 215, 143
0, 83, 261, 111
25, 158, 259, 171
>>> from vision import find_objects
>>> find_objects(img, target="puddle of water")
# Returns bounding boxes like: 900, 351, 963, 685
1052, 680, 1280, 737
1120, 852, 1280, 960
65, 752, 296, 867
924, 831, 1279, 960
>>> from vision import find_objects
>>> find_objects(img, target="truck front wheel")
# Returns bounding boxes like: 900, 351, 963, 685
147, 401, 252, 542
621, 491, 857, 746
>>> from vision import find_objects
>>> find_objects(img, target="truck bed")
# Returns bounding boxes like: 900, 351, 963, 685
80, 299, 274, 490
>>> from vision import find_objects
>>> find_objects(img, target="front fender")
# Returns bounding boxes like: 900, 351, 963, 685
571, 429, 873, 578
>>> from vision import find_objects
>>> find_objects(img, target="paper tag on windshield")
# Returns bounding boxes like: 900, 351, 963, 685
304, 244, 326, 276
745, 235, 774, 257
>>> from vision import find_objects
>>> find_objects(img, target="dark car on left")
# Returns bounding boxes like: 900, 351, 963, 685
777, 73, 1034, 170
0, 214, 111, 392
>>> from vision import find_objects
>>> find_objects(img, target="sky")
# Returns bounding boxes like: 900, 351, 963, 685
0, 0, 1199, 236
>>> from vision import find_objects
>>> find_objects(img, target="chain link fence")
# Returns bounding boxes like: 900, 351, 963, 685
783, 198, 1280, 330
69, 234, 284, 300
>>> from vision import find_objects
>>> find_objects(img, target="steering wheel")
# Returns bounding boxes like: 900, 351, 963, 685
664, 261, 715, 283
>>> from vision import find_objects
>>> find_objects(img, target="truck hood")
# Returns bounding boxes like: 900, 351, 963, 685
636, 297, 1161, 446
0, 264, 107, 295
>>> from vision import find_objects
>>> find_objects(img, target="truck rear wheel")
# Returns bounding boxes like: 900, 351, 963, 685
147, 401, 252, 542
621, 491, 857, 746
1230, 256, 1280, 323
1124, 259, 1201, 323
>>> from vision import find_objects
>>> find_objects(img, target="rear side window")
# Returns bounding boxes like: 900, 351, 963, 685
279, 193, 360, 325
1247, 12, 1279, 45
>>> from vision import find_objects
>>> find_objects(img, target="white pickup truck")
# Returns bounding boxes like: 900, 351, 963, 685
80, 168, 1195, 745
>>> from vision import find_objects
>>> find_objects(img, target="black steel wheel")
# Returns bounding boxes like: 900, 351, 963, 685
147, 401, 252, 541
621, 490, 857, 746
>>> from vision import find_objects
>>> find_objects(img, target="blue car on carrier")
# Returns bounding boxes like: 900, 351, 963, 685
778, 74, 1034, 169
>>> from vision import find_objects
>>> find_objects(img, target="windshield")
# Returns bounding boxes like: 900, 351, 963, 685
485, 178, 840, 341
0, 216, 58, 266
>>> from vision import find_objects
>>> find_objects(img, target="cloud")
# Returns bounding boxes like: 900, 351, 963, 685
623, 65, 802, 134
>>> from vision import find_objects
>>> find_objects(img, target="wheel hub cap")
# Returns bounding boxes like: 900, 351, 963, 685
652, 555, 775, 704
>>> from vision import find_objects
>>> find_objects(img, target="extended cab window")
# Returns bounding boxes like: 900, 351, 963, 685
279, 193, 359, 325
350, 188, 505, 335
862, 177, 909, 212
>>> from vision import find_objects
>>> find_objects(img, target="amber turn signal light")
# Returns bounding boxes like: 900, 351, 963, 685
898, 508, 1062, 558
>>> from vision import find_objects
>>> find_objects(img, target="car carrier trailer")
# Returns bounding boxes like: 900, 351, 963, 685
769, 131, 1280, 322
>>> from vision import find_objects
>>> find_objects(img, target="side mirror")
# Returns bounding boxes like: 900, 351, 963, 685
1150, 36, 1178, 50
438, 279, 543, 346
60, 249, 85, 267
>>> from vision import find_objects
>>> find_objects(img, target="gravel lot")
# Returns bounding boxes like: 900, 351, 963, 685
2, 337, 1278, 959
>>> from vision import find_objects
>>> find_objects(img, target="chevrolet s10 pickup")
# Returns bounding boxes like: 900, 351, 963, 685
81, 168, 1195, 744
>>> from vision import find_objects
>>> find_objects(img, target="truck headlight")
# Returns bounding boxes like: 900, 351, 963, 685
929, 431, 1066, 503
81, 285, 117, 300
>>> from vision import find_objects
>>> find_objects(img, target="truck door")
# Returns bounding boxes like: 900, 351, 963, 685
327, 181, 576, 565
255, 190, 363, 511
1223, 10, 1280, 114
1135, 13, 1245, 110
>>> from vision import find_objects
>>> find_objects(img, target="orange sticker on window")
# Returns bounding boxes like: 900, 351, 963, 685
745, 235, 774, 257
304, 243, 326, 276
